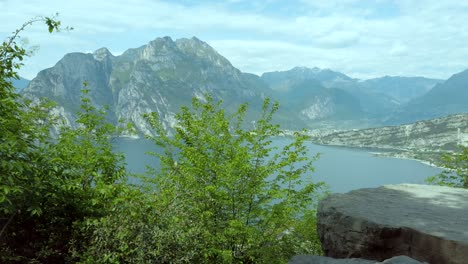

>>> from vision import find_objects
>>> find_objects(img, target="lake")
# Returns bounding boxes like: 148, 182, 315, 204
114, 137, 442, 193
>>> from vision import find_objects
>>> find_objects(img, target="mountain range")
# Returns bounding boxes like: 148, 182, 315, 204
20, 36, 468, 134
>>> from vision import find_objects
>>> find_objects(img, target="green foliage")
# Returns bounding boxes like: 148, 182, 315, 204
427, 145, 468, 188
1, 19, 126, 262
74, 187, 207, 263
142, 95, 323, 263
1, 15, 62, 218
0, 82, 128, 262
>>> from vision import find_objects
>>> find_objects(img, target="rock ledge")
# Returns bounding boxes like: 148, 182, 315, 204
317, 184, 468, 264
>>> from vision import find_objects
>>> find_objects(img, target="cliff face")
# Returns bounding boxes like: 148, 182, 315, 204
22, 37, 271, 136
315, 114, 468, 151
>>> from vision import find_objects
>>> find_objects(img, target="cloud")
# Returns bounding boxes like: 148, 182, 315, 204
315, 31, 360, 49
389, 42, 408, 57
1, 0, 468, 79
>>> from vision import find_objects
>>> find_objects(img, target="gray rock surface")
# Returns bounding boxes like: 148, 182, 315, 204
289, 255, 423, 264
317, 184, 468, 264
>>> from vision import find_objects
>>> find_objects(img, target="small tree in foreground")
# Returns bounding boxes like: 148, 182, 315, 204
427, 145, 468, 188
144, 95, 324, 263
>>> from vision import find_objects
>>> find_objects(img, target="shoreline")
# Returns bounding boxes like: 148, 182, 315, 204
370, 151, 444, 169
311, 142, 444, 169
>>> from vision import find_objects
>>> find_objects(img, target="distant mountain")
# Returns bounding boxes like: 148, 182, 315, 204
388, 69, 468, 124
21, 37, 468, 133
261, 66, 353, 92
23, 37, 273, 135
273, 79, 363, 123
9, 77, 30, 91
360, 76, 442, 103
262, 67, 401, 124
325, 80, 401, 120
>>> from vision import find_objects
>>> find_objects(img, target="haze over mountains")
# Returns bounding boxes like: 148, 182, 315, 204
10, 77, 30, 92
21, 36, 468, 134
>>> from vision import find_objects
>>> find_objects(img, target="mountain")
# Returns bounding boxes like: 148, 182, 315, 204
360, 76, 442, 103
261, 66, 353, 92
21, 37, 467, 133
9, 76, 30, 91
262, 67, 401, 125
23, 36, 273, 135
274, 79, 363, 123
388, 69, 468, 124
325, 80, 401, 120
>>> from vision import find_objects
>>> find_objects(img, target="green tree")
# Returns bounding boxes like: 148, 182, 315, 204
144, 95, 323, 263
1, 14, 64, 230
427, 145, 468, 188
1, 18, 127, 262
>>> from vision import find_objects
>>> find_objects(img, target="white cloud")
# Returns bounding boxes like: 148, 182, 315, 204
315, 31, 360, 49
1, 0, 468, 79
389, 42, 408, 57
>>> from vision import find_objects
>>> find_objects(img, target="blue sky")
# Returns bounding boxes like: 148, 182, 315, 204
1, 0, 468, 80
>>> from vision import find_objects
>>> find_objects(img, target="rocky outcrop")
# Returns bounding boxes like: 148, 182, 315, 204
289, 255, 423, 264
317, 184, 468, 264
315, 114, 468, 151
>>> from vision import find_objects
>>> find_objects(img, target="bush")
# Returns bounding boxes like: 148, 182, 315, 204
143, 95, 324, 263
427, 145, 468, 188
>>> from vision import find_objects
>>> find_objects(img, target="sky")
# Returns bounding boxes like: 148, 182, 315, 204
1, 0, 468, 80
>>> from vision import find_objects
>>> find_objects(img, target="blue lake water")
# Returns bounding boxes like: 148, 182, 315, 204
114, 137, 442, 193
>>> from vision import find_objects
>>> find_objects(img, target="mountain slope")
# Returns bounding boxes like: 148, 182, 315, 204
316, 114, 468, 151
360, 76, 442, 103
262, 67, 400, 125
274, 79, 363, 122
312, 114, 468, 165
388, 69, 468, 124
261, 66, 353, 92
22, 36, 273, 135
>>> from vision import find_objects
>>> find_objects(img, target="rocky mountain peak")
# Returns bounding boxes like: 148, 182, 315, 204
140, 36, 180, 63
175, 37, 233, 68
93, 47, 113, 61
22, 35, 275, 136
